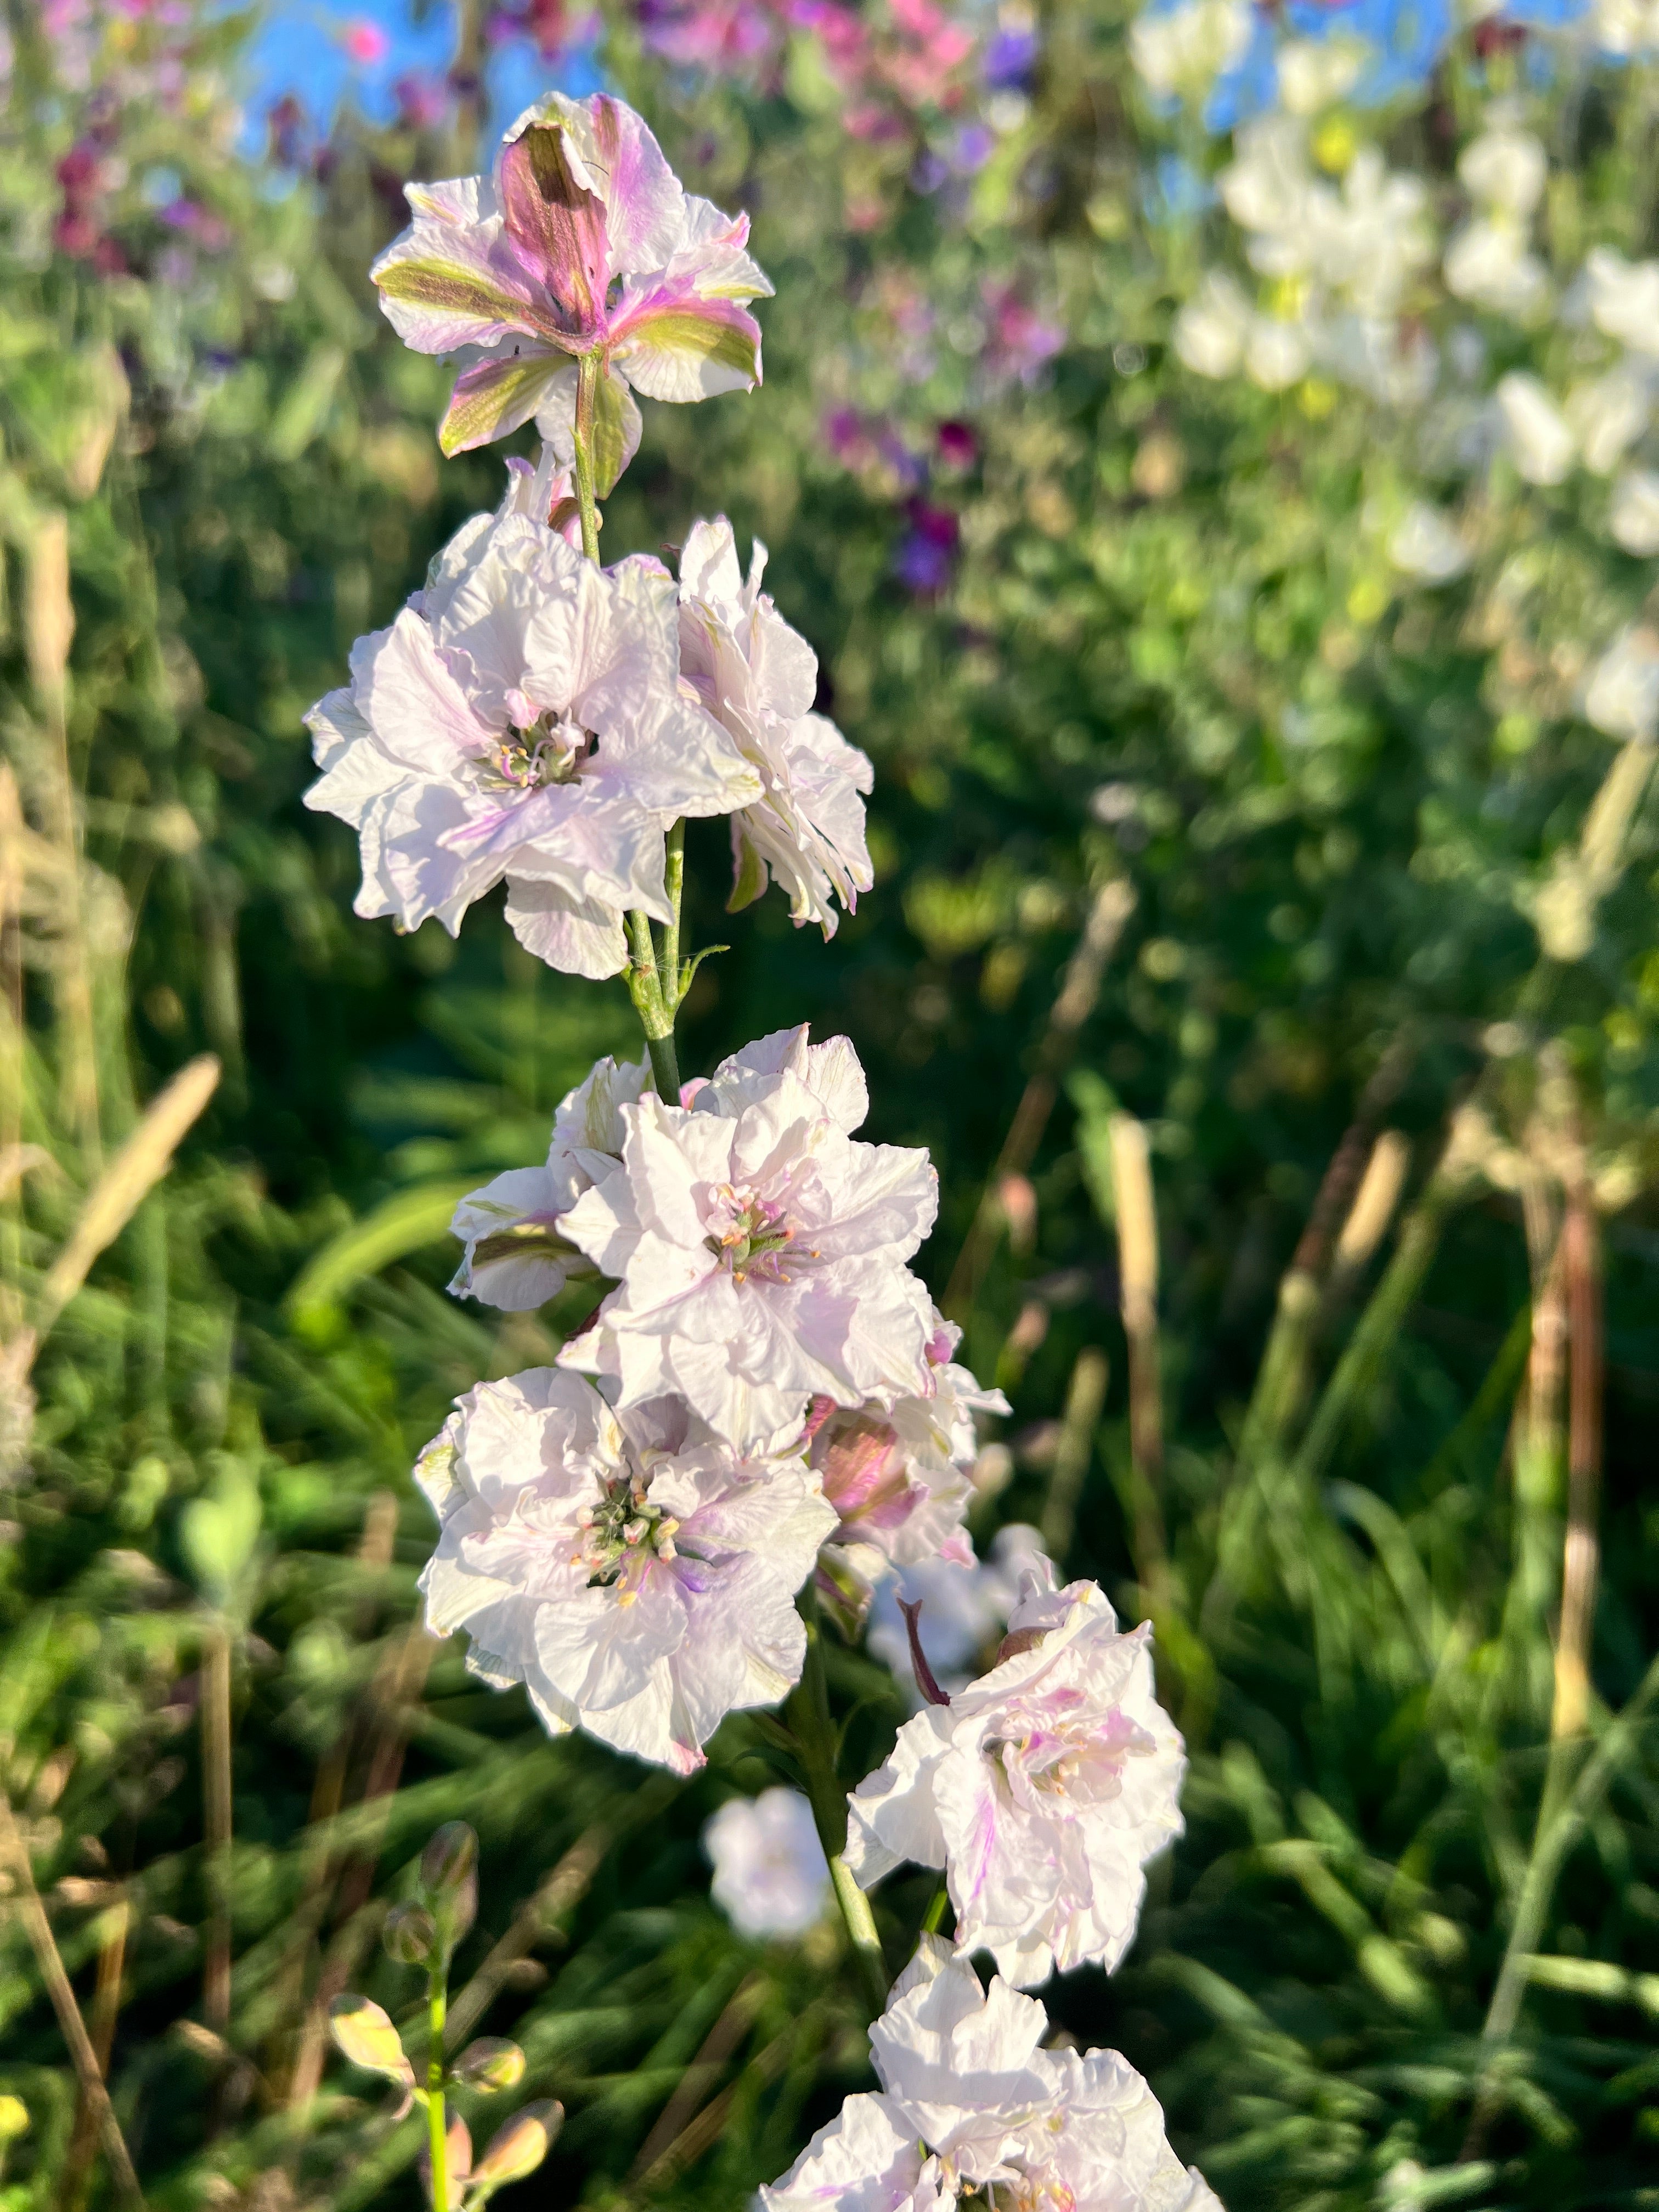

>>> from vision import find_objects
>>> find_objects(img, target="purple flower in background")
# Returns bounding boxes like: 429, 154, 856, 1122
983, 21, 1039, 90
894, 502, 959, 596
394, 71, 449, 128
639, 0, 780, 73
936, 419, 977, 471
981, 278, 1065, 386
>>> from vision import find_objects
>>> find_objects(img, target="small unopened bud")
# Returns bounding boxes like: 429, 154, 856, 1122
469, 2100, 564, 2190
419, 1820, 479, 1948
383, 1901, 438, 1965
450, 2037, 526, 2092
420, 1820, 478, 1897
995, 1626, 1049, 1664
419, 2111, 472, 2207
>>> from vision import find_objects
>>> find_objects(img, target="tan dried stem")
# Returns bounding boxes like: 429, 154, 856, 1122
201, 1621, 234, 2039
1040, 1345, 1110, 1567
0, 1789, 144, 2208
944, 877, 1136, 1317
1551, 1175, 1602, 1743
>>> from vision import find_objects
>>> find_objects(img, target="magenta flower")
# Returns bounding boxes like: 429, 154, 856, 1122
371, 92, 772, 473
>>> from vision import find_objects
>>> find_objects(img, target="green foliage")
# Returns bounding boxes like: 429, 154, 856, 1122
0, 0, 1655, 2208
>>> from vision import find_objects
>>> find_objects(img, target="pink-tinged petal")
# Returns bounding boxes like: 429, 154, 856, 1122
502, 879, 628, 978
676, 196, 775, 301
554, 91, 686, 275
439, 347, 568, 456
610, 286, 765, 403
373, 199, 558, 356
498, 123, 610, 330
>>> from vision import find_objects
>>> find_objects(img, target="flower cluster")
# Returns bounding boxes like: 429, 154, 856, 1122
762, 1938, 1221, 2212
309, 81, 1213, 2212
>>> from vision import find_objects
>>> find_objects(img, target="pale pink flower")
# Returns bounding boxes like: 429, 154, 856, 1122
761, 1940, 1222, 2212
449, 1053, 652, 1308
415, 1367, 835, 1775
557, 1032, 939, 1445
676, 518, 874, 936
303, 495, 759, 979
704, 1787, 830, 1937
844, 1571, 1186, 1988
810, 1314, 1008, 1620
371, 92, 772, 471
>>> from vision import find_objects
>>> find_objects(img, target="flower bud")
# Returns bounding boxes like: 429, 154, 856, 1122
328, 1994, 416, 2093
383, 1901, 438, 1965
450, 2037, 526, 2092
468, 2100, 564, 2190
419, 1820, 478, 1948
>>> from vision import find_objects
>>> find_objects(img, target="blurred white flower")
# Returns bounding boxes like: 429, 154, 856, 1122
1221, 116, 1309, 263
1610, 467, 1659, 555
1586, 246, 1659, 356
1276, 36, 1363, 117
1388, 503, 1472, 583
1584, 626, 1659, 742
867, 1522, 1050, 1696
1565, 368, 1652, 475
1459, 126, 1547, 218
1173, 270, 1253, 379
1320, 150, 1435, 320
1127, 0, 1251, 101
847, 1571, 1187, 1988
704, 1788, 829, 1937
1496, 372, 1575, 485
1443, 216, 1550, 322
1244, 315, 1311, 392
1592, 0, 1659, 59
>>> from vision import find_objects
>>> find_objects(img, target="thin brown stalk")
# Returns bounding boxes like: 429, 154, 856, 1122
0, 770, 24, 1339
200, 1621, 233, 2036
632, 1999, 828, 2198
0, 1791, 144, 2208
63, 1897, 131, 2212
1040, 1346, 1110, 1566
285, 1624, 438, 2107
445, 1814, 627, 2049
628, 1972, 769, 2181
944, 878, 1136, 1317
1109, 1115, 1167, 1556
1551, 1179, 1602, 1742
24, 512, 99, 1161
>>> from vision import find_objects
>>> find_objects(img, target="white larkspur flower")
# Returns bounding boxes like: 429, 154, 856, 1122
1275, 36, 1363, 118
1172, 270, 1253, 381
1565, 368, 1652, 477
557, 1033, 939, 1446
704, 1786, 830, 1938
1495, 372, 1575, 486
415, 1366, 835, 1775
1585, 246, 1659, 358
303, 501, 760, 979
1387, 503, 1471, 585
1443, 215, 1550, 323
845, 1570, 1186, 1988
809, 1315, 1010, 1621
449, 1053, 653, 1308
1584, 625, 1659, 743
677, 517, 874, 938
1127, 0, 1251, 103
1459, 126, 1547, 219
1610, 467, 1659, 555
759, 1940, 1223, 2212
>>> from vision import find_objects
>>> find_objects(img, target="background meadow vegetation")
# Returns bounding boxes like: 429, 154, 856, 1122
1, 0, 1657, 2204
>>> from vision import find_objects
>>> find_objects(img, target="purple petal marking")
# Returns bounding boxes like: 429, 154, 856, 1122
898, 1598, 952, 1708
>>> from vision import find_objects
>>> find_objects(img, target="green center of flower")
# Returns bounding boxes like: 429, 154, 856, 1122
571, 1470, 679, 1601
481, 703, 595, 792
702, 1182, 810, 1285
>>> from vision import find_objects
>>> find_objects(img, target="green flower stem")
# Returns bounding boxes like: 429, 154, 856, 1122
427, 1963, 450, 2212
787, 1602, 889, 2016
571, 349, 602, 568
658, 819, 685, 1011
625, 909, 681, 1101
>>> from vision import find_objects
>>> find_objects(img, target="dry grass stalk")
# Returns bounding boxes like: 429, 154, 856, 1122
628, 1971, 769, 2180
1040, 1345, 1110, 1565
447, 1817, 620, 2050
1329, 1131, 1412, 1288
0, 1788, 145, 2208
201, 1621, 234, 2036
33, 1053, 220, 1349
1551, 1178, 1601, 1742
63, 1897, 132, 2212
944, 877, 1136, 1316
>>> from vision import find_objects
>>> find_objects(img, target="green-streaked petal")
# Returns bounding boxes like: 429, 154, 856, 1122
439, 351, 566, 456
